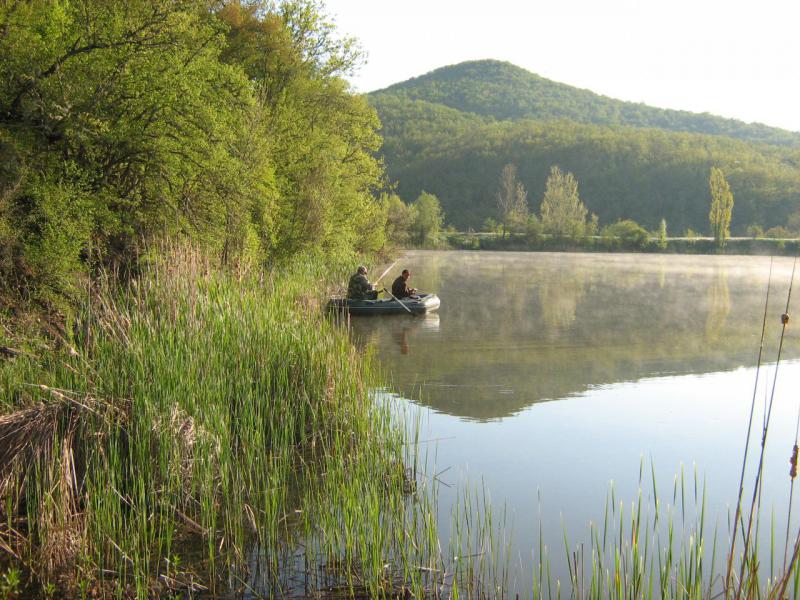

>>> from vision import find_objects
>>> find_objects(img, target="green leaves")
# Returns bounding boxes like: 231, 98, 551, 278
540, 166, 589, 239
0, 0, 386, 304
709, 166, 734, 249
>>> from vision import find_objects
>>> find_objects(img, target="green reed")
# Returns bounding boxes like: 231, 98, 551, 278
0, 249, 448, 597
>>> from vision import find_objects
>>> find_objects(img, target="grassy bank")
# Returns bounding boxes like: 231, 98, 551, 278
0, 249, 454, 598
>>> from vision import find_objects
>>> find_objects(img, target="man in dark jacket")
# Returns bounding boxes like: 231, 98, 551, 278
347, 265, 378, 300
391, 269, 417, 298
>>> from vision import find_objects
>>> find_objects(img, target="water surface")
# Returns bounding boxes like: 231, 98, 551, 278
353, 251, 800, 591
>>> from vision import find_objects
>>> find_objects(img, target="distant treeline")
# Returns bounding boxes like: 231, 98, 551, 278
448, 232, 800, 256
0, 0, 387, 307
370, 61, 800, 235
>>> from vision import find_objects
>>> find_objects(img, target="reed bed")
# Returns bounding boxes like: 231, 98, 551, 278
0, 249, 462, 598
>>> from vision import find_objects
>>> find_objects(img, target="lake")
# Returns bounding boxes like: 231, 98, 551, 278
351, 250, 800, 593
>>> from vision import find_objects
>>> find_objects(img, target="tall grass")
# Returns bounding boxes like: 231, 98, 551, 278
0, 248, 451, 597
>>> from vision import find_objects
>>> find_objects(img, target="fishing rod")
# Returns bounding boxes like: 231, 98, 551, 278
373, 259, 399, 288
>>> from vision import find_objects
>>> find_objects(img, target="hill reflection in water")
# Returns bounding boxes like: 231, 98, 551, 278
350, 251, 799, 421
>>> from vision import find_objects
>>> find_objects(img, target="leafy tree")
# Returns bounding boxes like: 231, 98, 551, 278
413, 191, 444, 245
370, 68, 800, 235
0, 0, 387, 303
383, 193, 417, 245
765, 226, 792, 239
658, 218, 668, 249
709, 167, 734, 249
540, 166, 589, 238
373, 60, 800, 146
496, 164, 528, 236
526, 214, 542, 241
602, 219, 650, 248
482, 217, 500, 233
587, 213, 599, 237
746, 224, 764, 238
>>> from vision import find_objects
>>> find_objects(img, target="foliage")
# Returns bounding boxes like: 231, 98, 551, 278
495, 163, 528, 236
482, 217, 500, 233
382, 192, 417, 245
0, 0, 385, 306
601, 219, 651, 249
374, 59, 800, 146
765, 226, 793, 239
657, 218, 668, 249
370, 64, 800, 234
747, 224, 764, 238
539, 166, 589, 238
0, 251, 444, 597
526, 214, 542, 241
709, 166, 734, 249
412, 191, 444, 245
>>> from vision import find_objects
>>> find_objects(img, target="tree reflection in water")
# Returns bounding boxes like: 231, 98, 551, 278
348, 252, 799, 421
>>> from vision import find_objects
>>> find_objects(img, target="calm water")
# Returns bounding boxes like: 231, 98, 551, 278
352, 250, 800, 591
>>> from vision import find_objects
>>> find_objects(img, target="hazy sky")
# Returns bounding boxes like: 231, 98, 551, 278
324, 0, 800, 132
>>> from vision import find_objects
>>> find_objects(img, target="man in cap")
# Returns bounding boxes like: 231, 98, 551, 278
347, 265, 378, 300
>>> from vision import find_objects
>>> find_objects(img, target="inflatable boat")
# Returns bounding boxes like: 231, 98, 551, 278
327, 293, 441, 316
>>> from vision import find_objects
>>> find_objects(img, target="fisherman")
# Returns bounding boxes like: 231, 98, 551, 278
391, 269, 418, 299
347, 265, 378, 300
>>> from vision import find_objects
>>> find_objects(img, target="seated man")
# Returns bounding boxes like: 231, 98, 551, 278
391, 269, 418, 299
347, 265, 378, 300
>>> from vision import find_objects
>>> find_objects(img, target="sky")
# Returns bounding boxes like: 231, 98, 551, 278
323, 0, 800, 132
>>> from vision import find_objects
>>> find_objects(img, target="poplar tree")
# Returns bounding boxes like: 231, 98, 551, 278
709, 167, 734, 249
540, 166, 588, 238
496, 164, 528, 237
413, 191, 444, 245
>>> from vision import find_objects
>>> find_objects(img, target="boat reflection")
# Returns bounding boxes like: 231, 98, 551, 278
350, 312, 440, 356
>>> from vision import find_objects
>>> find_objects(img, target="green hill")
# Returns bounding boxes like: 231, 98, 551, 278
369, 61, 800, 233
373, 60, 800, 146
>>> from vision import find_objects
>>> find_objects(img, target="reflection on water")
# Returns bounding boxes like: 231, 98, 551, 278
352, 252, 800, 590
352, 251, 800, 592
351, 251, 799, 421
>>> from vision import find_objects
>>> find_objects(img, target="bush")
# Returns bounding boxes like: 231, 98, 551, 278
601, 219, 650, 249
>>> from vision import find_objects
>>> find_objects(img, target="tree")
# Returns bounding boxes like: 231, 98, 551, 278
413, 191, 444, 245
658, 218, 668, 249
383, 193, 417, 245
539, 166, 589, 238
496, 164, 528, 237
709, 167, 734, 249
602, 219, 650, 249
0, 0, 387, 303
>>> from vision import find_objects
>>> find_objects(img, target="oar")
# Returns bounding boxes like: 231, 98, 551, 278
382, 287, 414, 315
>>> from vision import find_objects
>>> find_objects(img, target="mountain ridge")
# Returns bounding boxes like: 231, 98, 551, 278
371, 60, 800, 147
366, 60, 800, 233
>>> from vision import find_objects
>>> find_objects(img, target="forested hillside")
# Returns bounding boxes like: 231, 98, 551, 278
370, 61, 800, 233
373, 60, 800, 146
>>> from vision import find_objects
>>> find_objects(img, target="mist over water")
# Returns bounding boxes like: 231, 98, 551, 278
353, 250, 800, 590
